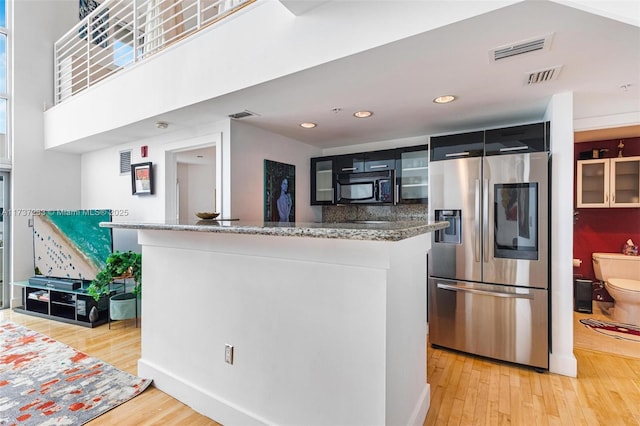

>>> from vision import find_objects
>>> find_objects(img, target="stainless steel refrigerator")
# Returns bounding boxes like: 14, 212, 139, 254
428, 123, 550, 370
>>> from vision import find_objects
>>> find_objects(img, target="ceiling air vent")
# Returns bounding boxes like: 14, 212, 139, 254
228, 110, 258, 119
490, 33, 554, 62
525, 65, 563, 85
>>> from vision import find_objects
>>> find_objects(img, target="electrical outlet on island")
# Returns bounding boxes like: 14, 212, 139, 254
225, 344, 234, 365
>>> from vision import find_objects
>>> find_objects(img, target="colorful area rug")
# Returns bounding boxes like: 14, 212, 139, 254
579, 318, 640, 343
0, 321, 152, 425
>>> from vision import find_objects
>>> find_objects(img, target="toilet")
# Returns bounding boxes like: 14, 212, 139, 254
592, 252, 640, 326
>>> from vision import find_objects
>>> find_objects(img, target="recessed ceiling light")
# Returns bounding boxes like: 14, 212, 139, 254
353, 110, 373, 118
433, 95, 456, 104
155, 121, 169, 129
300, 122, 317, 129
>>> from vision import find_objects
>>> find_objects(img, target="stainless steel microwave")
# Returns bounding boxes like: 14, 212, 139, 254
336, 171, 394, 204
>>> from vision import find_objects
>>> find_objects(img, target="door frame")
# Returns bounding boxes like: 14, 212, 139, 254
0, 171, 9, 308
163, 134, 221, 222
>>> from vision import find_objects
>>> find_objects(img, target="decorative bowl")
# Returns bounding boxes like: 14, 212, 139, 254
195, 212, 220, 220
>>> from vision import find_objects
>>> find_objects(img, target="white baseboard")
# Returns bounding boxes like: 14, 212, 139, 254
408, 383, 430, 425
549, 352, 577, 377
138, 359, 272, 426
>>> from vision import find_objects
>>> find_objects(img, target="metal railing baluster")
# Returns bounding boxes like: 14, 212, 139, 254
54, 0, 255, 104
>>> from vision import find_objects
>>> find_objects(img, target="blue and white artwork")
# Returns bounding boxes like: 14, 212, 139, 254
33, 210, 113, 281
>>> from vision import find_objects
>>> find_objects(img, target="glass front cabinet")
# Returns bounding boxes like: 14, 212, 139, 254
577, 156, 640, 208
397, 145, 429, 204
311, 157, 335, 205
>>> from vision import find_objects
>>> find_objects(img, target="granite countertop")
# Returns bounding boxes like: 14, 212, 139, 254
101, 220, 449, 242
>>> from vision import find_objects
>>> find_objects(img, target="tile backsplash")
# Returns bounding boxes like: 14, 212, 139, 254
322, 204, 428, 222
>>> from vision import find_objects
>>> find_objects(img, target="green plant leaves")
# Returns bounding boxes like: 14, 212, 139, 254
87, 250, 141, 301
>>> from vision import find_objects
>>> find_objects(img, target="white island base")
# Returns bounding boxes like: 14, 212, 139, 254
135, 227, 432, 425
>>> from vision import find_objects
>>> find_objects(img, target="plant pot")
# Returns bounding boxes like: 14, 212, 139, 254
109, 292, 139, 327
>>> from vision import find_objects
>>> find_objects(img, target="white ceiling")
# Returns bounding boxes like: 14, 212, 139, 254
79, 1, 640, 151
176, 146, 216, 164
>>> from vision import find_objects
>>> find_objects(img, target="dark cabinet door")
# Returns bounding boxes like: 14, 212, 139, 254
310, 157, 335, 205
430, 131, 485, 161
364, 149, 396, 172
397, 145, 429, 204
335, 154, 366, 173
484, 122, 548, 155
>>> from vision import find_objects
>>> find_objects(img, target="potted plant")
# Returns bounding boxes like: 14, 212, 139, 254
87, 250, 142, 301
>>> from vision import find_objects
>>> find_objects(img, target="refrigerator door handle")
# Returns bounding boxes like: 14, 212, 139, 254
437, 283, 534, 299
483, 178, 489, 262
474, 179, 480, 262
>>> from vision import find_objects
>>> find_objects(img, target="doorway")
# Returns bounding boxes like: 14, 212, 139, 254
175, 146, 217, 222
572, 127, 640, 359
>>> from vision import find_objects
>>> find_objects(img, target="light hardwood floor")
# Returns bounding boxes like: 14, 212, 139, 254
425, 313, 640, 426
0, 309, 220, 426
3, 309, 639, 425
424, 342, 640, 425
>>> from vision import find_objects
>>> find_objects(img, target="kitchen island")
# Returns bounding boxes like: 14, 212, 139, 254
103, 220, 448, 426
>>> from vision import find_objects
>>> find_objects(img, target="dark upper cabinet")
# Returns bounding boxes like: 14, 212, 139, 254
364, 149, 397, 172
430, 122, 550, 161
484, 122, 549, 156
310, 156, 336, 205
430, 131, 484, 161
334, 150, 398, 174
311, 145, 428, 206
335, 153, 366, 173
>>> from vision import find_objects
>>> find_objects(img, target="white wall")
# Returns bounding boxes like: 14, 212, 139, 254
546, 92, 577, 377
10, 0, 80, 306
178, 161, 216, 219
81, 120, 227, 218
229, 121, 321, 222
187, 163, 216, 213
81, 141, 164, 223
80, 117, 319, 229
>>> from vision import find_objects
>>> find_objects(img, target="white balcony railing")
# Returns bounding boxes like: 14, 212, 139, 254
54, 0, 254, 104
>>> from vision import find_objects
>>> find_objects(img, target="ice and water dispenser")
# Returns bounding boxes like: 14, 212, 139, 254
434, 210, 462, 244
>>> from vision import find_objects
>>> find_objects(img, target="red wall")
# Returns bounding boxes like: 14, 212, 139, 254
573, 137, 640, 282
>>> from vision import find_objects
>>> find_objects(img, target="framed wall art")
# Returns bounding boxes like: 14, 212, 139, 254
131, 162, 154, 195
264, 160, 295, 223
